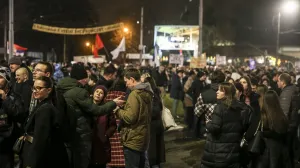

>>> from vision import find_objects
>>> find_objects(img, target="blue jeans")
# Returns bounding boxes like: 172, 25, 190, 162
124, 147, 147, 168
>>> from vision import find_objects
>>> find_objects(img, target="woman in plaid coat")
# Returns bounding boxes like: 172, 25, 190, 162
105, 77, 127, 168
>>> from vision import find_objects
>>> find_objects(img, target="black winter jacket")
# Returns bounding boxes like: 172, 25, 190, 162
21, 99, 69, 168
201, 100, 251, 168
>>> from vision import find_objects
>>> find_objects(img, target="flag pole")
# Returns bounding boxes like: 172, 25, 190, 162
103, 46, 110, 62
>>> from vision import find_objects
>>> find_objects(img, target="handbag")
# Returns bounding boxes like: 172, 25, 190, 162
13, 108, 37, 155
248, 121, 265, 154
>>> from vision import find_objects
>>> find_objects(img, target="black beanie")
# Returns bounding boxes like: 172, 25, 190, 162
71, 63, 88, 80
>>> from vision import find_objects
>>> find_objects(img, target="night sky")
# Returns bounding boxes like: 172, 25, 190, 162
0, 0, 299, 61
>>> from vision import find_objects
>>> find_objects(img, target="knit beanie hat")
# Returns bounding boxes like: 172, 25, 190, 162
93, 85, 108, 97
71, 63, 88, 80
8, 57, 22, 65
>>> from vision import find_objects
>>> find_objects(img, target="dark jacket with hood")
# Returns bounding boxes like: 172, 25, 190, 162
201, 100, 251, 168
56, 77, 117, 168
117, 82, 153, 152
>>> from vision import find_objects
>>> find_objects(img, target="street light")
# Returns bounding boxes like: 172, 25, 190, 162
276, 1, 299, 65
123, 27, 129, 33
282, 1, 298, 14
85, 42, 90, 47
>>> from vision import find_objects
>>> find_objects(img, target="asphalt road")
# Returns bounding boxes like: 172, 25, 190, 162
162, 128, 205, 168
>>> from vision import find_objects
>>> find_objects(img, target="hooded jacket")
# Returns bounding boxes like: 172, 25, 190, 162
117, 82, 153, 152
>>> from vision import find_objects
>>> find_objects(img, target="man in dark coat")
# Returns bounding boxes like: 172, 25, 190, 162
170, 70, 184, 118
96, 64, 117, 89
278, 73, 299, 168
14, 67, 32, 112
152, 66, 168, 96
57, 63, 125, 168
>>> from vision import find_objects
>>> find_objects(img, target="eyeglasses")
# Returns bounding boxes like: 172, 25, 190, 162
33, 68, 46, 73
32, 86, 48, 92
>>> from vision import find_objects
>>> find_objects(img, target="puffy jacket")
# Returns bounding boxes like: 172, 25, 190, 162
201, 100, 250, 168
279, 85, 298, 118
56, 77, 117, 168
117, 82, 153, 152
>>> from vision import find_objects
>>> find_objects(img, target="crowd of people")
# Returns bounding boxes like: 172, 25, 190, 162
0, 57, 166, 168
1, 56, 300, 168
163, 64, 300, 168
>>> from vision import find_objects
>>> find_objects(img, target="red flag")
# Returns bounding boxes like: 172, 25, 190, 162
93, 34, 104, 57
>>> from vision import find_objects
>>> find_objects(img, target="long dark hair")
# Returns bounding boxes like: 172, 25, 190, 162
256, 85, 268, 111
219, 82, 236, 107
262, 90, 288, 133
240, 76, 252, 97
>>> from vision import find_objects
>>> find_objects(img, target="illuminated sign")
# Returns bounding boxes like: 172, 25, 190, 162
154, 25, 199, 51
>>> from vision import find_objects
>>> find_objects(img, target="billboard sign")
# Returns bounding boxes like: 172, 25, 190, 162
154, 25, 199, 51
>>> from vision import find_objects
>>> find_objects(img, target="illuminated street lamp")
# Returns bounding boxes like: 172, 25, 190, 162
282, 1, 298, 14
123, 27, 129, 33
276, 0, 299, 65
85, 42, 90, 47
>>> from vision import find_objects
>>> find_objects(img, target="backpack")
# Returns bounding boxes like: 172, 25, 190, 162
55, 89, 77, 144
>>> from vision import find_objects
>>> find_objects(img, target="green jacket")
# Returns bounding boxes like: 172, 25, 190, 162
56, 77, 117, 168
57, 77, 116, 117
117, 83, 153, 152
